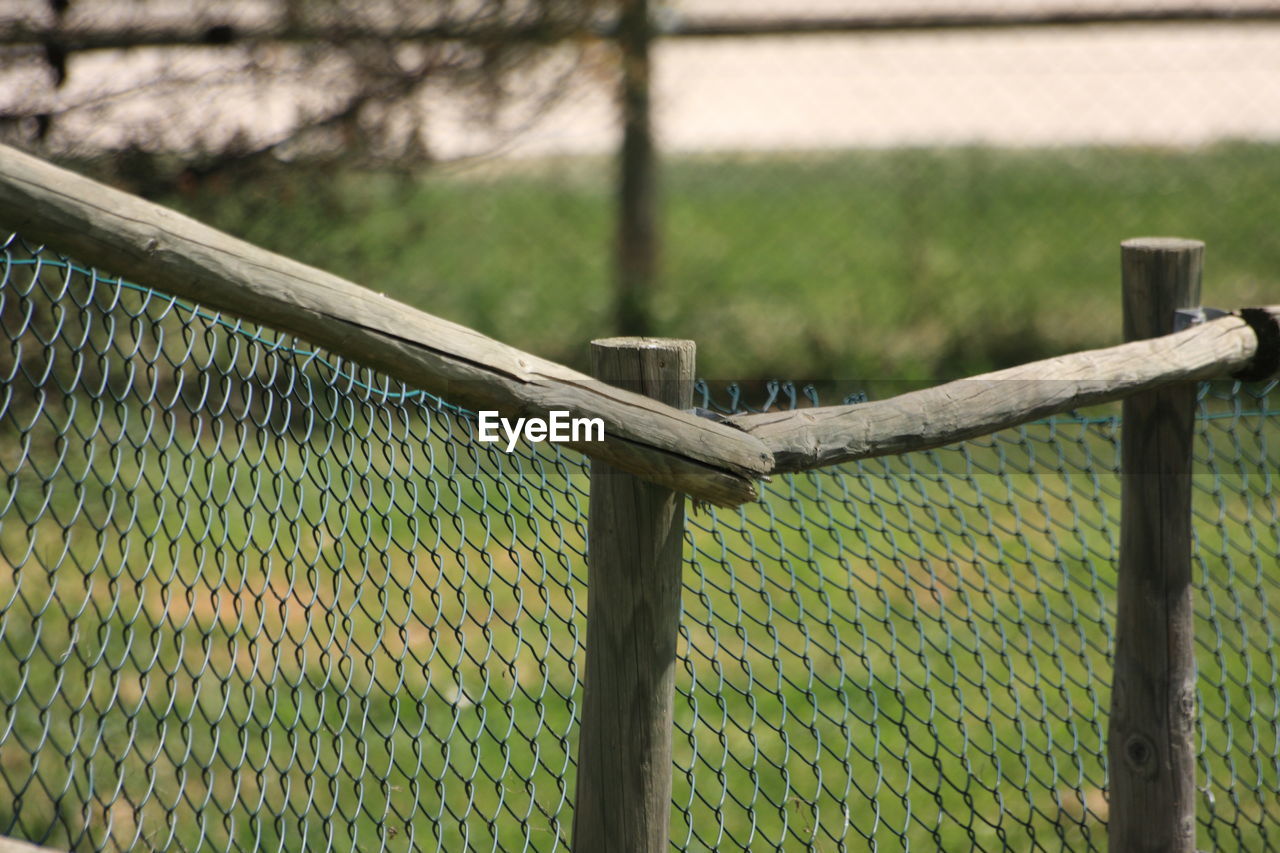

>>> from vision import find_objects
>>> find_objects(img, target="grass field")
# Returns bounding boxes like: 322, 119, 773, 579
2, 359, 1277, 850
152, 142, 1280, 382
3, 146, 1280, 850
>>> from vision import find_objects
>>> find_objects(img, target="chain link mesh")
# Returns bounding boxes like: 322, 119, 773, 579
1, 235, 1278, 850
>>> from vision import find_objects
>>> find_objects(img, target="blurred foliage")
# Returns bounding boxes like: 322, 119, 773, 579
1, 0, 611, 166
148, 141, 1280, 383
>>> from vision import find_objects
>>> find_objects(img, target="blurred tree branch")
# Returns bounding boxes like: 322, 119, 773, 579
0, 0, 613, 176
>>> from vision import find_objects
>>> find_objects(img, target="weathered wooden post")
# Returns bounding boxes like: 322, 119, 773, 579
1108, 237, 1202, 852
615, 0, 658, 337
572, 337, 693, 852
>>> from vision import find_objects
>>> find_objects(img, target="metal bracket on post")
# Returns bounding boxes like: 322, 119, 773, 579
1174, 305, 1280, 380
1173, 306, 1230, 331
686, 406, 729, 423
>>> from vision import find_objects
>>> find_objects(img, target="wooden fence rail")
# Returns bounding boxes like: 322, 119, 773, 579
0, 144, 771, 507
730, 303, 1280, 473
6, 4, 1280, 50
4, 145, 1279, 502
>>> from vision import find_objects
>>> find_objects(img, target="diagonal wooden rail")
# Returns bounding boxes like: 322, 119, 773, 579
0, 144, 772, 507
730, 305, 1280, 473
2, 144, 1278, 496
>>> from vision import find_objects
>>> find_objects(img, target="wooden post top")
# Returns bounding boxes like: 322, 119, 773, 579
1121, 237, 1205, 252
1122, 237, 1204, 342
592, 336, 693, 348
590, 337, 695, 400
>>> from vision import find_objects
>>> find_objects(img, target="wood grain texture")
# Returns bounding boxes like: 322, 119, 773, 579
0, 144, 771, 506
1107, 238, 1201, 853
573, 338, 691, 853
730, 306, 1277, 474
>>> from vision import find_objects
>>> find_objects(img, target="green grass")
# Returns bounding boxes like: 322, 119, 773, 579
2, 354, 1277, 849
153, 142, 1280, 381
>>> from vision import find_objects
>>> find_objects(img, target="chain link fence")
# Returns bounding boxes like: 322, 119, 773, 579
395, 0, 1280, 381
7, 3, 1280, 383
637, 1, 1280, 381
2, 236, 1278, 850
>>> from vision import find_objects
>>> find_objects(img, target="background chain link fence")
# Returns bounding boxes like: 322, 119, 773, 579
7, 2, 1280, 384
2, 237, 1278, 850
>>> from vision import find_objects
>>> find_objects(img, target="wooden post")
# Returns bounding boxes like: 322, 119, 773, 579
1108, 237, 1202, 852
615, 0, 657, 336
573, 337, 692, 852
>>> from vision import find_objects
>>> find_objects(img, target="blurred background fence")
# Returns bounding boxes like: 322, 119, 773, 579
4, 1, 1280, 384
2, 234, 1279, 851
